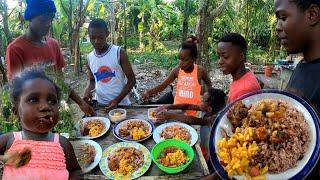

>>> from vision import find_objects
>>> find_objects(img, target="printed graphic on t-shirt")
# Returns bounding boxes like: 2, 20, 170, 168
94, 66, 116, 83
30, 61, 57, 72
177, 76, 196, 99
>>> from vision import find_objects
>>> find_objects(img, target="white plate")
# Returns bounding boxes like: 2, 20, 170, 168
99, 142, 152, 179
153, 122, 198, 146
210, 90, 320, 180
76, 117, 111, 139
71, 140, 103, 173
113, 119, 154, 142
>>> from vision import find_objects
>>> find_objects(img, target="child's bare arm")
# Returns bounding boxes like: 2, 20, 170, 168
159, 104, 201, 111
157, 112, 208, 125
142, 68, 178, 100
109, 49, 136, 106
59, 136, 81, 180
200, 66, 212, 90
83, 62, 96, 103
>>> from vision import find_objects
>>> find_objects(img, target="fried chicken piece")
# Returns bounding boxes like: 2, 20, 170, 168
227, 102, 249, 129
1, 147, 32, 168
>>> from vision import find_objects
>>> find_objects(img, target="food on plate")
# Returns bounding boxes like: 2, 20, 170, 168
217, 127, 261, 177
113, 112, 124, 117
160, 125, 191, 144
80, 119, 105, 137
107, 147, 144, 176
75, 143, 96, 168
218, 99, 310, 178
158, 147, 188, 167
149, 111, 157, 119
119, 121, 150, 140
227, 101, 249, 129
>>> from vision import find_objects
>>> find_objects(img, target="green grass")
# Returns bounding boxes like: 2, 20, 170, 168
128, 49, 178, 69
80, 40, 276, 69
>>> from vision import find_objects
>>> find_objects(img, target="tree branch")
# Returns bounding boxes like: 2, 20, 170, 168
209, 0, 229, 19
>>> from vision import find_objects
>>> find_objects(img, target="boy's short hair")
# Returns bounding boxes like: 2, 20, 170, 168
291, 0, 320, 11
88, 18, 109, 33
218, 33, 248, 54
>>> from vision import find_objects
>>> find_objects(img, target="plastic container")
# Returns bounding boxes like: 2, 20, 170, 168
108, 108, 127, 123
151, 139, 194, 174
148, 108, 157, 120
264, 65, 273, 77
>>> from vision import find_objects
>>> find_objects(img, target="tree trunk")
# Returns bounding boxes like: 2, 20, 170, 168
196, 4, 212, 69
196, 0, 229, 71
182, 0, 190, 41
74, 36, 80, 75
109, 0, 117, 44
0, 31, 8, 84
2, 0, 11, 43
72, 0, 84, 75
139, 13, 145, 50
123, 1, 127, 50
72, 0, 90, 74
68, 0, 73, 57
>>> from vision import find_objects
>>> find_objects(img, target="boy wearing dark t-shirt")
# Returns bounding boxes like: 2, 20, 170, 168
275, 0, 320, 179
275, 0, 320, 114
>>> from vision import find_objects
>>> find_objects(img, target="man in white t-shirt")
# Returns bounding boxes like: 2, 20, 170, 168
83, 19, 136, 111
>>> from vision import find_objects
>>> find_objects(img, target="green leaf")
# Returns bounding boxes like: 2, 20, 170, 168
138, 22, 144, 33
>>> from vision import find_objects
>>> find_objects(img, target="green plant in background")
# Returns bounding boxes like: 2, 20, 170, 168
1, 88, 12, 119
128, 50, 178, 69
0, 87, 21, 133
0, 114, 21, 133
53, 106, 76, 138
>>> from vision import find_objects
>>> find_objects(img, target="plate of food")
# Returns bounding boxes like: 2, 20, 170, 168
113, 119, 154, 142
151, 139, 195, 174
99, 142, 152, 179
71, 140, 103, 173
76, 117, 111, 139
209, 89, 320, 179
153, 122, 198, 146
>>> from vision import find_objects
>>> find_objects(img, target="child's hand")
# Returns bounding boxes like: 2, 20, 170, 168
141, 90, 151, 102
83, 92, 93, 105
155, 111, 170, 122
156, 105, 170, 113
105, 100, 119, 112
79, 101, 96, 117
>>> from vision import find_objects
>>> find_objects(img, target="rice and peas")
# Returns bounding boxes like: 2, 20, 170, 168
217, 99, 310, 178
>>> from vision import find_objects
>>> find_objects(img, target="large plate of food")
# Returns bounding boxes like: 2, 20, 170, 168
113, 119, 154, 142
153, 122, 198, 146
71, 140, 103, 173
99, 142, 152, 179
76, 117, 111, 139
209, 90, 320, 179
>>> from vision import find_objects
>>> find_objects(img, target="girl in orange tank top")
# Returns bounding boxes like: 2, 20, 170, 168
141, 41, 212, 117
0, 69, 81, 180
174, 64, 202, 116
